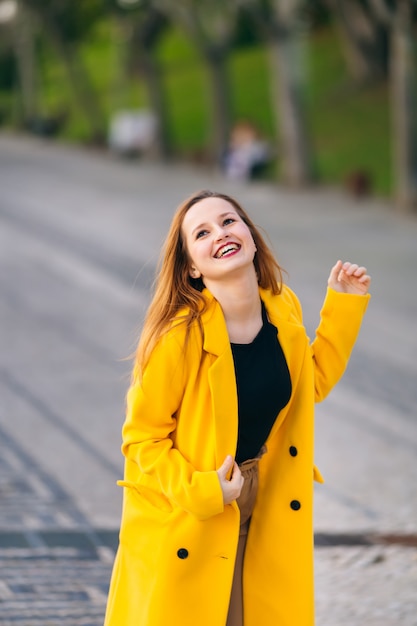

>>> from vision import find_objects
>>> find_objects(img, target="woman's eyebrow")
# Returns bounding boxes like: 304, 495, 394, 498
191, 212, 235, 236
191, 222, 208, 236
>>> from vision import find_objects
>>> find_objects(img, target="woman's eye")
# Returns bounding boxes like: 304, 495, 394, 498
196, 229, 208, 239
224, 218, 235, 225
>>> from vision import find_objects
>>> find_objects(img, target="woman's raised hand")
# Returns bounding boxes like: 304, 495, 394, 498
328, 260, 371, 295
217, 455, 244, 505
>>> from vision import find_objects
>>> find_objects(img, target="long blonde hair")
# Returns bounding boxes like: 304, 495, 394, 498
134, 190, 284, 380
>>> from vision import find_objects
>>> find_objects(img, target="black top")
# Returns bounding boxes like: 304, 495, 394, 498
231, 301, 292, 464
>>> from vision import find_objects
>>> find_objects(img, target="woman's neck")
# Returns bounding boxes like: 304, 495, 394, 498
204, 272, 263, 344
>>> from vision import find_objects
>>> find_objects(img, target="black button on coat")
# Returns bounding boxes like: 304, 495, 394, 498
177, 548, 189, 559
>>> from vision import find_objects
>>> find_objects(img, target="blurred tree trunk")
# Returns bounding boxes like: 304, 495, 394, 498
110, 15, 132, 112
325, 0, 388, 84
389, 2, 417, 211
204, 45, 232, 161
243, 0, 315, 186
154, 0, 237, 163
13, 2, 38, 123
135, 51, 171, 159
21, 1, 106, 142
128, 9, 171, 160
369, 0, 417, 211
48, 33, 106, 142
267, 27, 313, 186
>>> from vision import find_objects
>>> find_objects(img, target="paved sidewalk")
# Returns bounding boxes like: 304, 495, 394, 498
0, 133, 416, 625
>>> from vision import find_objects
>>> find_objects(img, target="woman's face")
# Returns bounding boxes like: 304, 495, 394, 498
181, 197, 257, 286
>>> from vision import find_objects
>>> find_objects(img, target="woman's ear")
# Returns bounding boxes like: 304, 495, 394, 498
189, 266, 201, 279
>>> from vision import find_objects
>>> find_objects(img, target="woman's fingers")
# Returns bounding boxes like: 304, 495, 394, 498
217, 455, 234, 480
328, 260, 343, 287
217, 457, 244, 505
230, 462, 244, 490
328, 260, 371, 294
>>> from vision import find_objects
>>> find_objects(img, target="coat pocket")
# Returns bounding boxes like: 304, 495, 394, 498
117, 479, 174, 514
313, 465, 324, 484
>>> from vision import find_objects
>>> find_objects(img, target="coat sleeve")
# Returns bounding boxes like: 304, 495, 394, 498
121, 327, 224, 521
311, 287, 370, 402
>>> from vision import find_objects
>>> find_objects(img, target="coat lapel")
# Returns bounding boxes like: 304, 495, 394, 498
259, 287, 308, 435
201, 292, 238, 466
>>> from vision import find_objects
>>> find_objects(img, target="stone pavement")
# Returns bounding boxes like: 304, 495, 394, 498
0, 423, 117, 625
0, 133, 416, 625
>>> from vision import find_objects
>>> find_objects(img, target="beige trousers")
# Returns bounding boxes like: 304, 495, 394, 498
226, 448, 265, 626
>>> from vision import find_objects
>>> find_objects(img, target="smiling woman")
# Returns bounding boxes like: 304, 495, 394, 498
103, 189, 371, 626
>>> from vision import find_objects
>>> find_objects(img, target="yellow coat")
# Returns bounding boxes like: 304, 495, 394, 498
104, 285, 370, 626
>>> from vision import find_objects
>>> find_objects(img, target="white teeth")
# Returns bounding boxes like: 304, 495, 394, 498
217, 245, 239, 258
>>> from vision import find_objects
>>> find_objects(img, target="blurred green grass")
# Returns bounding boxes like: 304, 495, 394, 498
308, 29, 391, 195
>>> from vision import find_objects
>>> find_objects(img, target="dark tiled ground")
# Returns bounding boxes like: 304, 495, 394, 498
0, 424, 116, 624
0, 543, 113, 626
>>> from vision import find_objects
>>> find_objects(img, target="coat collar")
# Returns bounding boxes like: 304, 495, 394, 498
258, 286, 292, 327
200, 286, 293, 356
200, 289, 228, 356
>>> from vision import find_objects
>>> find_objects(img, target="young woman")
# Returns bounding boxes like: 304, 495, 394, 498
104, 190, 371, 626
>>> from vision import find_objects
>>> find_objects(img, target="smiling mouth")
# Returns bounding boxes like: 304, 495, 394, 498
215, 244, 241, 258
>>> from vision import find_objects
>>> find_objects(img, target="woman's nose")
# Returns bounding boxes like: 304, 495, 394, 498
214, 225, 229, 240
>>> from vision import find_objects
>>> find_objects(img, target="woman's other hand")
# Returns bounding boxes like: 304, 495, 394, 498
328, 260, 371, 295
217, 455, 244, 505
